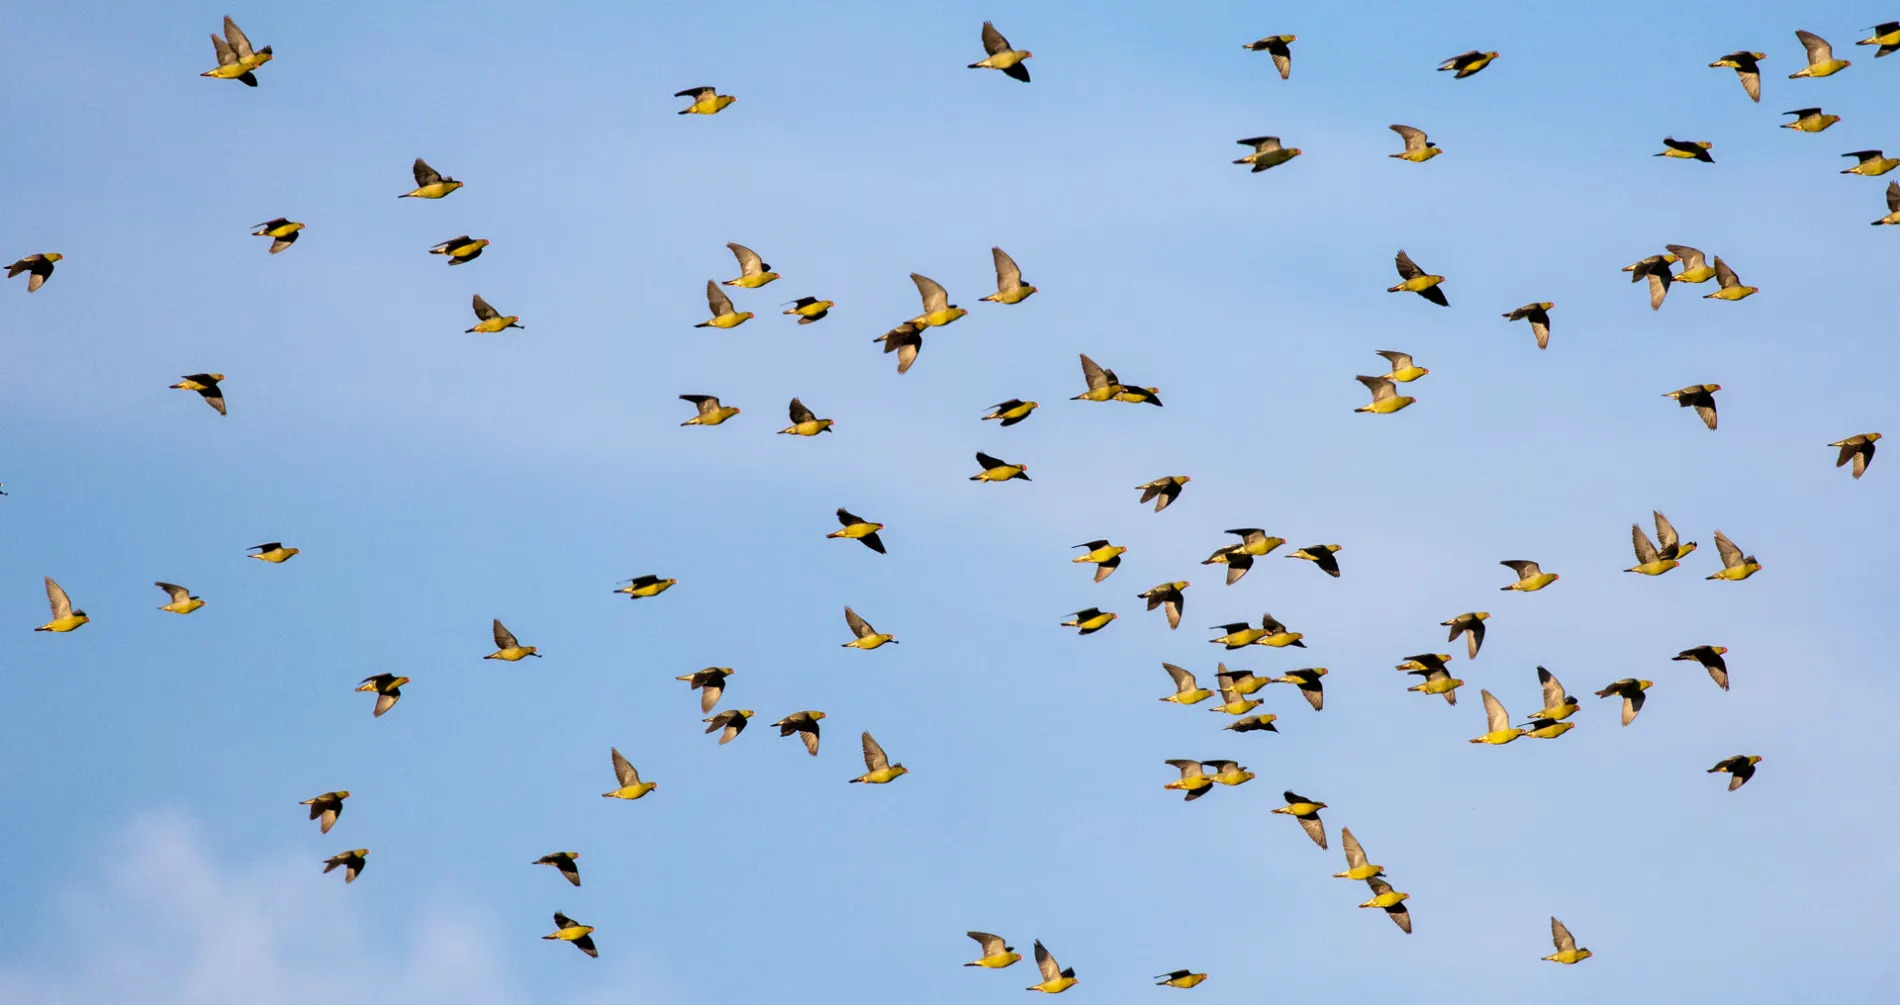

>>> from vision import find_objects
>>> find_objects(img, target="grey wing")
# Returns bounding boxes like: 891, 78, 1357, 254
844, 606, 873, 637
413, 158, 441, 186
1357, 375, 1396, 401
991, 246, 1022, 291
1394, 250, 1423, 280
800, 725, 821, 756
492, 619, 518, 649
1079, 353, 1110, 390
1298, 814, 1327, 849
1713, 530, 1742, 567
1481, 689, 1509, 732
860, 732, 889, 771
156, 581, 190, 603
1033, 941, 1059, 981
610, 747, 639, 787
981, 21, 1011, 56
1888, 181, 1900, 212
1341, 827, 1368, 869
1712, 256, 1739, 288
911, 273, 949, 314
1647, 271, 1670, 310
706, 280, 735, 315
45, 577, 71, 619
1631, 524, 1661, 564
1272, 50, 1291, 79
1665, 245, 1706, 271
1468, 621, 1486, 659
970, 932, 1008, 956
1538, 667, 1565, 709
1259, 613, 1289, 634
471, 294, 500, 321
1622, 691, 1645, 726
1162, 663, 1196, 691
1376, 350, 1414, 369
1653, 510, 1680, 552
675, 87, 715, 100
1796, 29, 1833, 63
728, 242, 765, 276
1501, 560, 1540, 578
1551, 917, 1576, 953
224, 17, 255, 61
210, 33, 237, 66
1390, 124, 1427, 151
788, 397, 816, 424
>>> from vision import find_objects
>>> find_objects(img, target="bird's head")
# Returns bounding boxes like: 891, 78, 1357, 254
283, 547, 301, 557
1707, 384, 1723, 392
891, 764, 909, 777
1538, 302, 1554, 310
1484, 51, 1499, 59
474, 239, 490, 249
1022, 51, 1034, 59
1178, 476, 1192, 484
209, 373, 226, 382
1638, 680, 1654, 690
1662, 253, 1680, 264
736, 311, 756, 322
1868, 433, 1884, 442
44, 253, 63, 262
1748, 756, 1764, 765
256, 47, 274, 62
1174, 580, 1189, 590
737, 709, 755, 719
1548, 572, 1559, 581
1398, 395, 1417, 407
446, 180, 465, 192
1712, 646, 1729, 655
525, 647, 541, 657
391, 676, 411, 688
1474, 612, 1491, 621
73, 609, 89, 618
1447, 677, 1466, 689
335, 790, 352, 799
1240, 769, 1257, 782
811, 711, 828, 720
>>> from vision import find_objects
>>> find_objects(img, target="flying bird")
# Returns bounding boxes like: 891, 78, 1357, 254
983, 399, 1040, 426
429, 235, 488, 265
1334, 827, 1385, 880
1595, 678, 1653, 726
1665, 384, 1721, 429
1025, 940, 1077, 994
1136, 476, 1190, 512
1871, 182, 1900, 224
1269, 667, 1328, 711
252, 218, 304, 253
1388, 250, 1448, 305
722, 242, 779, 288
7, 253, 62, 292
544, 912, 598, 957
849, 732, 908, 784
1201, 529, 1284, 584
676, 667, 734, 713
202, 16, 272, 86
1388, 124, 1442, 163
1469, 689, 1525, 744
1061, 608, 1118, 635
1790, 30, 1851, 78
1674, 645, 1732, 691
696, 280, 753, 328
1438, 50, 1498, 77
1623, 253, 1677, 311
1527, 666, 1580, 722
782, 296, 833, 324
1374, 350, 1429, 382
964, 931, 1020, 969
828, 508, 886, 554
614, 574, 677, 598
703, 709, 753, 744
300, 791, 349, 834
467, 294, 523, 332
1360, 878, 1412, 933
1656, 138, 1714, 162
774, 711, 826, 756
355, 674, 407, 717
1138, 581, 1188, 629
1272, 791, 1328, 848
170, 374, 226, 415
1155, 970, 1208, 989
1708, 754, 1763, 790
1287, 544, 1342, 578
1707, 530, 1762, 581
1164, 759, 1216, 801
248, 542, 299, 563
1072, 539, 1125, 581
1703, 257, 1758, 300
1543, 918, 1593, 964
601, 747, 656, 800
1780, 107, 1840, 132
1830, 433, 1881, 477
1842, 150, 1900, 176
841, 606, 898, 649
980, 247, 1037, 304
322, 849, 368, 884
1501, 303, 1554, 348
1159, 663, 1213, 705
485, 619, 540, 660
971, 452, 1030, 482
968, 22, 1032, 81
779, 397, 834, 436
155, 581, 204, 615
1234, 136, 1301, 172
34, 577, 89, 632
1709, 51, 1765, 101
1860, 21, 1900, 57
399, 158, 463, 198
1243, 34, 1297, 79
1442, 612, 1489, 658
534, 852, 581, 887
1500, 560, 1559, 591
675, 87, 735, 114
679, 394, 740, 426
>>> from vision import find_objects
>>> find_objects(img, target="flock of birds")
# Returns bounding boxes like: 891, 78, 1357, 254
10, 12, 1898, 995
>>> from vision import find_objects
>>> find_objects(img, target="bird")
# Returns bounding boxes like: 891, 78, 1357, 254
828, 508, 886, 554
964, 931, 1021, 969
1500, 559, 1558, 592
429, 235, 488, 265
1136, 476, 1190, 512
1469, 689, 1525, 744
1543, 918, 1593, 964
170, 373, 227, 415
201, 16, 271, 86
722, 242, 779, 288
1656, 138, 1714, 162
1388, 250, 1448, 305
1628, 520, 1681, 576
1442, 612, 1489, 659
1360, 878, 1413, 933
1665, 384, 1721, 430
774, 711, 826, 756
971, 452, 1030, 482
849, 732, 908, 784
1709, 754, 1763, 790
841, 606, 898, 649
1872, 182, 1900, 224
1233, 136, 1301, 172
983, 399, 1040, 427
1236, 613, 1305, 649
1667, 245, 1717, 284
1113, 382, 1164, 407
1527, 667, 1580, 722
466, 294, 523, 333
1061, 608, 1118, 635
679, 394, 740, 426
703, 709, 753, 744
1375, 350, 1429, 382
675, 86, 735, 114
968, 22, 1032, 82
1223, 713, 1280, 733
1831, 433, 1882, 477
1523, 716, 1576, 740
34, 577, 89, 632
1595, 678, 1653, 726
544, 912, 598, 957
980, 247, 1036, 304
1703, 257, 1758, 300
1207, 675, 1263, 716
1072, 540, 1125, 582
782, 296, 833, 324
485, 619, 540, 660
1269, 667, 1328, 711
252, 218, 304, 254
248, 542, 299, 563
696, 280, 753, 328
600, 747, 656, 800
1164, 760, 1216, 801
1388, 124, 1442, 163
1674, 645, 1732, 691
1201, 529, 1284, 585
7, 253, 62, 292
300, 791, 349, 834
1623, 252, 1677, 310
1216, 665, 1270, 696
1404, 662, 1463, 705
873, 321, 924, 374
1439, 50, 1498, 77
1790, 30, 1851, 77
1707, 530, 1762, 581
399, 158, 463, 198
154, 582, 204, 615
1159, 663, 1213, 705
1208, 614, 1291, 649
1272, 791, 1328, 848
1288, 544, 1342, 578
1861, 21, 1900, 57
906, 272, 966, 328
778, 398, 834, 436
614, 574, 677, 598
1071, 353, 1125, 401
322, 849, 368, 884
676, 667, 734, 713
534, 852, 581, 887
1781, 107, 1840, 132
1709, 50, 1766, 101
1138, 581, 1188, 629
1243, 33, 1296, 79
1842, 150, 1900, 176
1502, 302, 1555, 348
354, 674, 407, 718
1156, 970, 1208, 989
1024, 940, 1077, 994
1334, 827, 1386, 881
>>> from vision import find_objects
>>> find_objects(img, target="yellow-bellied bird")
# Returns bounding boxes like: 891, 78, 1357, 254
850, 732, 908, 784
355, 674, 407, 717
1842, 150, 1900, 176
1212, 612, 1305, 649
1500, 559, 1558, 592
1439, 50, 1498, 77
679, 394, 740, 426
1502, 303, 1554, 349
981, 247, 1036, 304
1361, 878, 1412, 933
252, 218, 303, 254
1388, 250, 1448, 305
1831, 433, 1881, 477
544, 912, 598, 957
1469, 689, 1525, 744
1025, 940, 1077, 994
1674, 645, 1732, 691
171, 373, 226, 415
1271, 667, 1327, 710
601, 747, 656, 800
964, 931, 1021, 969
1389, 124, 1442, 163
675, 86, 735, 114
704, 709, 753, 743
1244, 34, 1297, 79
1790, 30, 1851, 77
1375, 350, 1429, 382
1709, 51, 1765, 101
829, 508, 886, 554
1156, 970, 1208, 989
1217, 664, 1270, 695
1528, 666, 1580, 722
983, 399, 1039, 427
676, 667, 733, 713
842, 606, 898, 649
1224, 713, 1279, 733
1665, 383, 1720, 429
972, 451, 1030, 482
301, 791, 349, 833
779, 397, 833, 436
1595, 678, 1652, 726
1160, 663, 1213, 705
874, 321, 923, 373
1334, 827, 1385, 880
535, 852, 581, 887
1666, 245, 1716, 284
155, 582, 204, 615
1203, 529, 1284, 585
1442, 612, 1489, 659
1272, 791, 1328, 848
1136, 476, 1190, 513
1072, 539, 1124, 581
1543, 917, 1592, 964
1656, 137, 1714, 162
485, 618, 540, 660
1862, 21, 1900, 57
1623, 252, 1677, 311
1405, 662, 1464, 705
614, 574, 677, 598
202, 16, 271, 86
248, 542, 299, 563
1061, 607, 1117, 635
322, 849, 368, 884
1707, 529, 1761, 581
1164, 760, 1215, 801
1354, 375, 1416, 414
907, 272, 966, 328
400, 158, 462, 199
7, 253, 62, 292
1708, 754, 1762, 790
1288, 544, 1342, 578
1208, 675, 1262, 716
969, 22, 1032, 82
1781, 107, 1840, 132
1872, 182, 1900, 224
1138, 581, 1188, 629
783, 296, 833, 324
34, 577, 89, 632
1703, 257, 1757, 300
429, 235, 488, 265
1072, 353, 1124, 401
775, 710, 826, 756
722, 242, 779, 288
467, 294, 522, 333
1234, 136, 1301, 172
1628, 518, 1681, 576
696, 280, 752, 328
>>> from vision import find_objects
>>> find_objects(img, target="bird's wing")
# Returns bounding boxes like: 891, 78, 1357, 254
156, 582, 189, 603
861, 732, 888, 771
1646, 271, 1670, 310
471, 294, 500, 321
553, 911, 577, 929
980, 21, 1012, 56
492, 619, 519, 649
1502, 560, 1540, 579
1653, 510, 1681, 552
1260, 613, 1289, 634
1390, 124, 1427, 151
1164, 596, 1182, 630
1394, 250, 1423, 279
1713, 530, 1742, 567
1797, 29, 1833, 63
1298, 814, 1327, 848
610, 747, 638, 787
1165, 758, 1202, 777
1631, 524, 1661, 564
1033, 941, 1059, 980
1481, 689, 1509, 732
45, 577, 71, 619
844, 606, 873, 637
1664, 245, 1706, 270
970, 931, 1007, 955
1887, 181, 1900, 212
799, 725, 820, 756
728, 242, 765, 275
705, 281, 735, 315
1551, 917, 1576, 953
911, 273, 949, 313
1163, 663, 1196, 691
991, 246, 1022, 291
1538, 667, 1565, 709
1079, 353, 1111, 390
210, 33, 236, 66
1357, 375, 1396, 401
788, 397, 816, 423
975, 451, 1007, 470
675, 87, 715, 99
413, 158, 440, 186
1341, 827, 1368, 869
836, 507, 862, 527
1375, 350, 1413, 369
224, 16, 255, 60
1712, 256, 1739, 288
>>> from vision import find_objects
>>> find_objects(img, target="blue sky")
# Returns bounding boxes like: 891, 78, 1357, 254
3, 2, 1896, 1002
